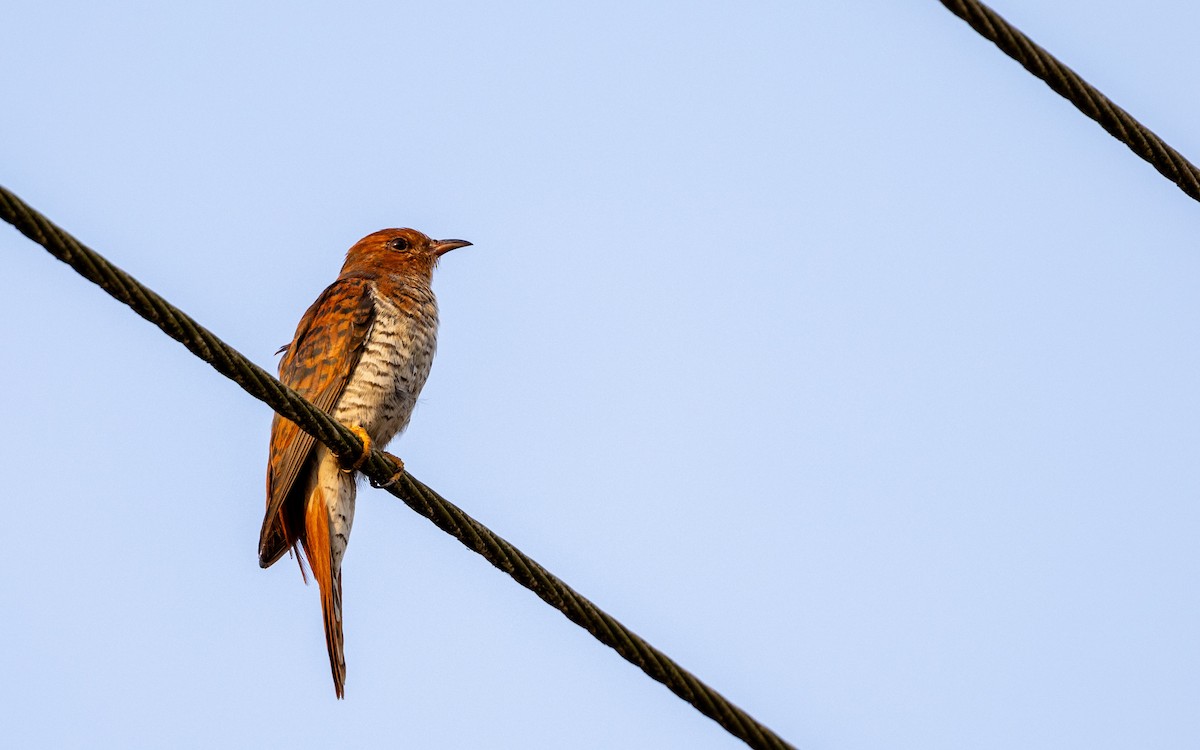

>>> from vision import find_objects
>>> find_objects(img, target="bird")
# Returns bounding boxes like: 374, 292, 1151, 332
260, 227, 470, 698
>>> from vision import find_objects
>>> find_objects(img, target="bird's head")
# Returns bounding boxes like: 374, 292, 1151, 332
342, 228, 471, 279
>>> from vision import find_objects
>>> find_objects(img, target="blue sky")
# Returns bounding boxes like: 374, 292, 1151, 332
2, 2, 1198, 748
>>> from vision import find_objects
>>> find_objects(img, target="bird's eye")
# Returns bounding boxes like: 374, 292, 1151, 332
388, 237, 410, 251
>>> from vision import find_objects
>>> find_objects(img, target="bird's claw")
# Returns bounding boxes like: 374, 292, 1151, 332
369, 453, 406, 489
341, 424, 373, 473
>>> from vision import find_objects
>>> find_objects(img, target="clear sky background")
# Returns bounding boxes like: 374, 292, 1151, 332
2, 2, 1198, 748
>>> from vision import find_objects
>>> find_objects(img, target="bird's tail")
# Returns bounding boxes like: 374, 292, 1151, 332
301, 490, 346, 699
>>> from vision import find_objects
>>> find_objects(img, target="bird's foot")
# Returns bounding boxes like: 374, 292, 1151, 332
369, 453, 406, 489
341, 424, 373, 473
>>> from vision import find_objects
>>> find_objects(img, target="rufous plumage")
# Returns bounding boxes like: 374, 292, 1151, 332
260, 228, 470, 697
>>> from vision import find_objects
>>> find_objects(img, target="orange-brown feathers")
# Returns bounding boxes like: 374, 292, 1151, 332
342, 228, 438, 280
261, 227, 469, 699
260, 279, 376, 567
302, 486, 345, 698
341, 228, 471, 283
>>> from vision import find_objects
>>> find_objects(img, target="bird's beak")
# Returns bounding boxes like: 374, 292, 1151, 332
432, 239, 472, 257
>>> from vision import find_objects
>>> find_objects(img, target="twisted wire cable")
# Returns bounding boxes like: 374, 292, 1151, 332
0, 184, 795, 750
938, 0, 1200, 202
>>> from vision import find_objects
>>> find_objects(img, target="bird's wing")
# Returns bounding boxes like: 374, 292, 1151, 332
259, 276, 376, 567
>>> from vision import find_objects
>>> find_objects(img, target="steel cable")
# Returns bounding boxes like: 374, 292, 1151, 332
0, 183, 795, 750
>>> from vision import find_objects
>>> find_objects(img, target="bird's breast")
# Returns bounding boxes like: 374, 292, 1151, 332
335, 289, 439, 447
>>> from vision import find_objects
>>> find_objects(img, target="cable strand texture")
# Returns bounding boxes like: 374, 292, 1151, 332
939, 0, 1200, 202
0, 184, 795, 750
